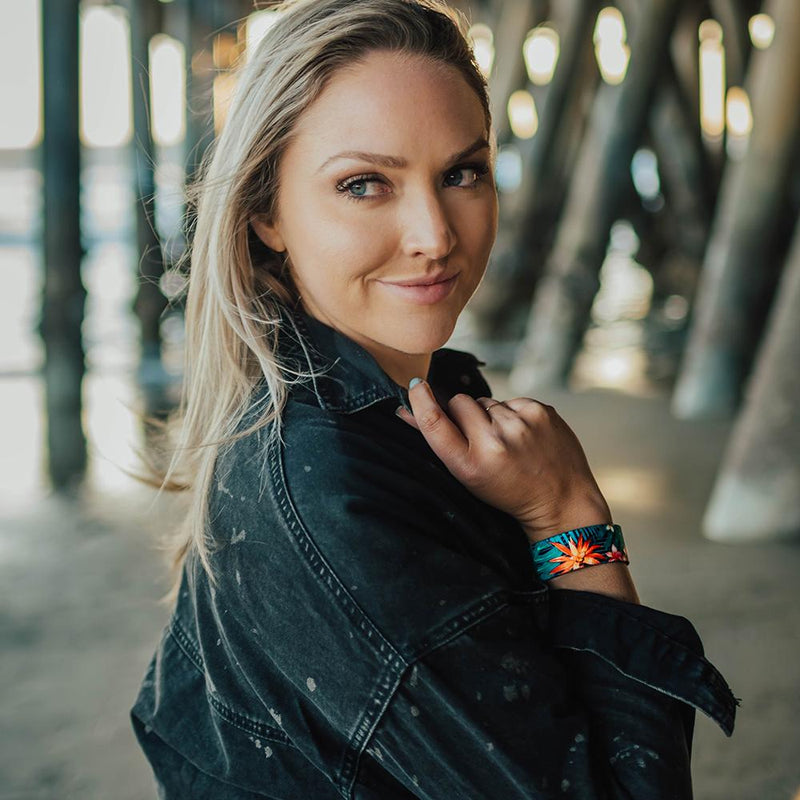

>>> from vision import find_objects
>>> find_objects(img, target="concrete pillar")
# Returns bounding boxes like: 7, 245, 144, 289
472, 0, 598, 348
510, 0, 681, 393
40, 0, 86, 489
672, 0, 800, 419
486, 0, 542, 145
703, 211, 800, 542
127, 0, 169, 380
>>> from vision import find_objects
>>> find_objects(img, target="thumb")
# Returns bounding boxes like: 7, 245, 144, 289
406, 377, 469, 464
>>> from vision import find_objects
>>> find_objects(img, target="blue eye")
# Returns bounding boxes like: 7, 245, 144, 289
444, 163, 490, 187
336, 174, 386, 201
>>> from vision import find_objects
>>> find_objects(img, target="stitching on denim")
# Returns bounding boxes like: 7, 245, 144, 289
344, 656, 416, 800
269, 431, 411, 794
412, 591, 512, 658
557, 592, 704, 658
169, 617, 205, 674
410, 586, 548, 662
291, 313, 398, 413
341, 655, 407, 799
551, 592, 737, 708
346, 591, 547, 799
170, 614, 308, 745
208, 693, 293, 744
270, 433, 401, 661
555, 644, 735, 734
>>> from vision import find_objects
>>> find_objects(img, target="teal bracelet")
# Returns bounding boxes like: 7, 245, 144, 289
530, 523, 629, 582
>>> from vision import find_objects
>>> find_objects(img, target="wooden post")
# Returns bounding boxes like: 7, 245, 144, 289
486, 0, 542, 146
646, 64, 712, 295
128, 0, 169, 379
509, 0, 682, 393
40, 0, 86, 489
703, 211, 800, 541
708, 0, 751, 87
471, 0, 599, 351
672, 0, 800, 419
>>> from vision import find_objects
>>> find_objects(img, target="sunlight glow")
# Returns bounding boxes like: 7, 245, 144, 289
507, 90, 538, 139
80, 6, 132, 148
246, 9, 281, 61
748, 13, 775, 49
468, 24, 495, 77
0, 0, 41, 148
593, 8, 630, 85
523, 26, 560, 86
150, 35, 186, 147
699, 21, 725, 139
726, 87, 753, 137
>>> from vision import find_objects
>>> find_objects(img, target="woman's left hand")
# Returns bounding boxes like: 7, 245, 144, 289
395, 380, 611, 543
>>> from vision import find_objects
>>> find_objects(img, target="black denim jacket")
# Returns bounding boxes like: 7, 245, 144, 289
131, 305, 738, 799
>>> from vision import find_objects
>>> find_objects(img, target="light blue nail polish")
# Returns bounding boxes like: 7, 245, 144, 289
409, 377, 423, 390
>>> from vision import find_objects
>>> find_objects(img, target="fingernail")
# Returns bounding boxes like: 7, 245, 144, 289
394, 406, 405, 418
409, 377, 423, 390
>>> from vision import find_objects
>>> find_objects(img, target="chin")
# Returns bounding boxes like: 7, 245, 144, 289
382, 314, 459, 354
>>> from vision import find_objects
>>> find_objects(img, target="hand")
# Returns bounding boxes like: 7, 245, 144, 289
396, 380, 612, 543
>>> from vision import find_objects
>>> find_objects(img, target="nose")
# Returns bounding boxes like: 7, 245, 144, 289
400, 189, 456, 261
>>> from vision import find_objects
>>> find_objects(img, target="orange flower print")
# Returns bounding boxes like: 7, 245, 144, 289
547, 535, 604, 576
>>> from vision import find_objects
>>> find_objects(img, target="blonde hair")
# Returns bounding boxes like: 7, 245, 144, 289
155, 0, 492, 604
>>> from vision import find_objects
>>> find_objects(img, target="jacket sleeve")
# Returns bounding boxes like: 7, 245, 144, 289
353, 584, 737, 800
217, 412, 738, 799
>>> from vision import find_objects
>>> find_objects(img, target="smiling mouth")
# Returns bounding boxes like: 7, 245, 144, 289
382, 272, 459, 287
376, 273, 459, 305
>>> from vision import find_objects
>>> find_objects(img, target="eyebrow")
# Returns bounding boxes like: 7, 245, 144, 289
316, 135, 490, 173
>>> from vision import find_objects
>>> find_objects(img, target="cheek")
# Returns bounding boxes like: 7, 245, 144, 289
283, 211, 397, 296
457, 197, 497, 257
281, 190, 366, 255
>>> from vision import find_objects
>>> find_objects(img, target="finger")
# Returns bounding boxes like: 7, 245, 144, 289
395, 405, 419, 429
474, 397, 521, 424
446, 393, 500, 434
502, 397, 555, 421
407, 378, 470, 463
500, 397, 545, 411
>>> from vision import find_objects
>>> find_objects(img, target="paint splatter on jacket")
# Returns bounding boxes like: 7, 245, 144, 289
131, 305, 738, 799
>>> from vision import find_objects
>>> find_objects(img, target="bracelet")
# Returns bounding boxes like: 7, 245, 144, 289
530, 523, 629, 582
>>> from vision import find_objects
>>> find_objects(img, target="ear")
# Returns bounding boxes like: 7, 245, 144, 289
250, 214, 286, 253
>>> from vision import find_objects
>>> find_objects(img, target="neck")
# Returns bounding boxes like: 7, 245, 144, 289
296, 301, 433, 389
375, 350, 433, 390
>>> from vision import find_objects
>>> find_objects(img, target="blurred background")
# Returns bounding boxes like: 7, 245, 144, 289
1, 0, 799, 797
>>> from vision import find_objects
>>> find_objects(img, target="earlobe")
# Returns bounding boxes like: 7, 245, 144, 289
250, 215, 286, 253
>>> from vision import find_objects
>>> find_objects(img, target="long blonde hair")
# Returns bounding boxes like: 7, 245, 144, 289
155, 0, 492, 604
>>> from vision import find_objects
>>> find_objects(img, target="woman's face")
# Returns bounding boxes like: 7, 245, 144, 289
251, 49, 498, 386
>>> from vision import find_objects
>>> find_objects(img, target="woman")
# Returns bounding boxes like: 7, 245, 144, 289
130, 0, 737, 797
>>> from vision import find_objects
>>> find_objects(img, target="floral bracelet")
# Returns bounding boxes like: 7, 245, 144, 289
529, 523, 629, 582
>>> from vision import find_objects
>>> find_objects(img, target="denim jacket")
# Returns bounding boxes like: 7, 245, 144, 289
130, 305, 738, 799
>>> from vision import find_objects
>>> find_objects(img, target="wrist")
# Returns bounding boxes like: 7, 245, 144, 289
521, 507, 612, 544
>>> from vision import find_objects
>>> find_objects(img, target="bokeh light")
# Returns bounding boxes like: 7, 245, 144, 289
593, 7, 630, 85
80, 6, 132, 148
507, 90, 538, 139
523, 25, 560, 86
699, 20, 725, 139
748, 13, 775, 49
468, 23, 495, 77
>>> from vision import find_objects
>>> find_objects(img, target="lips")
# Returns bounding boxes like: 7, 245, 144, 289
382, 271, 458, 287
376, 272, 459, 305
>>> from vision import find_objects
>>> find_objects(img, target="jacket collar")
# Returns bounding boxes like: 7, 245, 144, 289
276, 303, 493, 415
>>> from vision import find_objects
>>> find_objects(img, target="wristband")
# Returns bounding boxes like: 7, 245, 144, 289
530, 523, 629, 582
